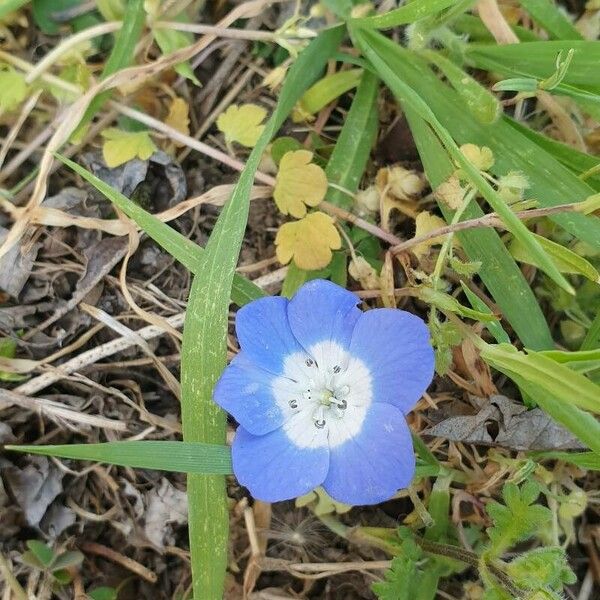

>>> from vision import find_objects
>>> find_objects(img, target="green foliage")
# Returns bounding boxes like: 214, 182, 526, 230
485, 481, 551, 557
21, 541, 83, 585
87, 587, 118, 600
506, 547, 577, 591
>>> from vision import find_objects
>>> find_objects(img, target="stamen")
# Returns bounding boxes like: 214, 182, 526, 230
305, 357, 315, 367
315, 419, 326, 429
333, 365, 341, 374
288, 399, 298, 409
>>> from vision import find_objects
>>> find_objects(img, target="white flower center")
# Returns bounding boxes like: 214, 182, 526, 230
272, 341, 373, 449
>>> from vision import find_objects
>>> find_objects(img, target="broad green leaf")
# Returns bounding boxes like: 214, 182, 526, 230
55, 154, 266, 307
294, 68, 362, 121
87, 587, 118, 600
50, 551, 84, 571
520, 0, 583, 40
216, 104, 267, 148
6, 441, 233, 473
351, 0, 459, 30
354, 28, 574, 296
26, 541, 54, 568
481, 343, 600, 414
509, 232, 600, 283
32, 0, 81, 34
486, 481, 551, 556
180, 27, 344, 599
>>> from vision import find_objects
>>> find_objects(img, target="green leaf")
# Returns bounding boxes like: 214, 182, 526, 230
271, 136, 303, 165
351, 0, 459, 30
509, 232, 600, 283
513, 0, 583, 41
582, 311, 600, 351
353, 28, 574, 296
459, 283, 510, 344
101, 128, 157, 168
55, 154, 266, 307
295, 68, 363, 120
152, 27, 199, 84
372, 537, 423, 599
465, 41, 600, 88
281, 261, 308, 298
73, 0, 146, 139
0, 0, 30, 20
50, 551, 84, 571
325, 69, 379, 209
507, 547, 577, 590
485, 481, 551, 556
421, 50, 501, 124
531, 451, 600, 470
481, 343, 600, 414
419, 287, 498, 322
32, 0, 80, 34
180, 26, 344, 600
0, 66, 27, 113
25, 541, 54, 568
6, 442, 233, 474
87, 587, 118, 600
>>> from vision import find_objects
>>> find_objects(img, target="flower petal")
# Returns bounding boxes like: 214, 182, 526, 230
236, 296, 303, 374
348, 308, 434, 413
232, 418, 329, 502
322, 403, 415, 505
213, 352, 299, 435
287, 279, 361, 366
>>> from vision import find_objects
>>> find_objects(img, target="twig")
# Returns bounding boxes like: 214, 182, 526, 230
154, 21, 277, 42
0, 552, 28, 600
79, 541, 157, 584
390, 202, 579, 255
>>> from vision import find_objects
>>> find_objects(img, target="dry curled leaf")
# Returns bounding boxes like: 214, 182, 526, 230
101, 128, 157, 168
434, 174, 466, 210
349, 256, 379, 289
273, 150, 328, 218
165, 96, 190, 144
216, 103, 266, 148
412, 211, 447, 259
459, 143, 495, 171
275, 211, 341, 270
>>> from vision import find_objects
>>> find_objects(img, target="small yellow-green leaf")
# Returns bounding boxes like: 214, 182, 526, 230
275, 211, 341, 270
411, 211, 447, 259
274, 150, 328, 217
216, 103, 267, 148
165, 96, 190, 144
0, 65, 27, 113
101, 128, 157, 168
509, 232, 600, 283
459, 143, 495, 171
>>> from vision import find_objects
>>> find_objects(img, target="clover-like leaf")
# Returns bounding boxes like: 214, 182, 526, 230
459, 143, 495, 171
101, 128, 157, 168
434, 174, 466, 210
0, 66, 27, 113
275, 211, 341, 270
216, 103, 267, 148
273, 150, 328, 218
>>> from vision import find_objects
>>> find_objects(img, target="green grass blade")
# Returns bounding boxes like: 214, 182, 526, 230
459, 282, 511, 344
581, 312, 600, 351
325, 69, 379, 208
481, 344, 600, 414
350, 0, 460, 29
531, 451, 600, 470
5, 442, 232, 474
0, 0, 29, 19
180, 27, 344, 600
354, 28, 574, 295
73, 0, 146, 138
55, 154, 265, 306
519, 0, 583, 40
402, 108, 553, 349
465, 41, 600, 87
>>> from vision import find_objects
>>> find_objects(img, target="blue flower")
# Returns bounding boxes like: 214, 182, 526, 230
213, 279, 434, 505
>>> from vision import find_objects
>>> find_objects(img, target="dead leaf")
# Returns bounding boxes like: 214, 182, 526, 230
144, 478, 188, 549
412, 211, 447, 259
424, 395, 584, 451
165, 96, 190, 144
0, 226, 40, 298
2, 456, 64, 526
434, 175, 466, 210
459, 143, 495, 171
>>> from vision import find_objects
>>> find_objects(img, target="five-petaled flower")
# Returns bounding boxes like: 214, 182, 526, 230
213, 280, 434, 505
